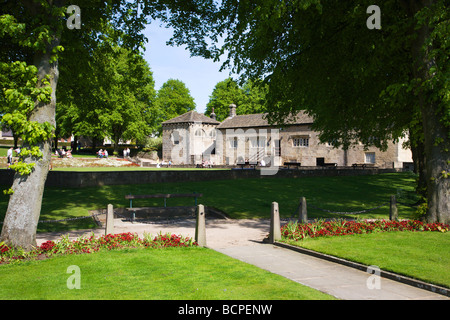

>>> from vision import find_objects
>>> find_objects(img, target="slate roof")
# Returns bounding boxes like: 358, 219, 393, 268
162, 111, 220, 125
216, 111, 314, 129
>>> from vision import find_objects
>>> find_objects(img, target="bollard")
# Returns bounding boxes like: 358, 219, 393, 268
298, 197, 308, 224
195, 204, 207, 247
269, 202, 281, 243
390, 195, 398, 221
106, 204, 114, 235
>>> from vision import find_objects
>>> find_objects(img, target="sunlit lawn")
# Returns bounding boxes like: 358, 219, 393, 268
0, 171, 446, 300
0, 247, 335, 300
283, 231, 450, 288
0, 172, 419, 232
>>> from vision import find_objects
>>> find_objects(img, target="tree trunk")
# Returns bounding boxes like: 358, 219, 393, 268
54, 134, 59, 151
0, 40, 60, 250
113, 127, 123, 155
409, 127, 427, 201
421, 105, 450, 224
410, 0, 450, 224
73, 135, 78, 152
13, 131, 18, 149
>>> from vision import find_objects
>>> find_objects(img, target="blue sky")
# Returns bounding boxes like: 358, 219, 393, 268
142, 23, 230, 114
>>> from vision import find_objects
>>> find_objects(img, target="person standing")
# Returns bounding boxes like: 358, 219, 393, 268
7, 147, 13, 168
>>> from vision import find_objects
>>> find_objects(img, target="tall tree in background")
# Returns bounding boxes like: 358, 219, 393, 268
205, 78, 243, 121
154, 79, 195, 128
90, 46, 157, 153
239, 80, 268, 115
208, 0, 449, 223
205, 78, 268, 121
0, 0, 217, 249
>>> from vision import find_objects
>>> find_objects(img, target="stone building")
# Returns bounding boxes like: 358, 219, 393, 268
162, 105, 413, 169
162, 110, 220, 165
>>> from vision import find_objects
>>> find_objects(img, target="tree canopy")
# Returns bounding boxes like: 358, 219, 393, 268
205, 78, 268, 121
202, 0, 449, 223
0, 0, 218, 249
154, 79, 195, 128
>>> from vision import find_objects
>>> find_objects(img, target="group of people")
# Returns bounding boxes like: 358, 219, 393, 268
201, 159, 213, 168
123, 147, 131, 157
97, 147, 132, 158
156, 159, 172, 168
97, 149, 109, 158
56, 148, 72, 158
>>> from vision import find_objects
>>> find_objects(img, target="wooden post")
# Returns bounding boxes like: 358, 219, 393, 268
106, 204, 114, 235
269, 202, 281, 243
298, 197, 308, 224
195, 204, 207, 247
390, 195, 398, 221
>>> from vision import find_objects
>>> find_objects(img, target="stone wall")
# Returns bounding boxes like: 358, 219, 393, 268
0, 167, 406, 189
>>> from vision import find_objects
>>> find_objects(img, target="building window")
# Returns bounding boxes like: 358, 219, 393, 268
326, 139, 338, 147
293, 137, 309, 147
229, 137, 238, 148
365, 152, 376, 164
251, 137, 266, 148
171, 131, 180, 145
195, 129, 205, 137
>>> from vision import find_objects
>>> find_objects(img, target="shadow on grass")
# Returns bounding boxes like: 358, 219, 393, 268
0, 172, 419, 233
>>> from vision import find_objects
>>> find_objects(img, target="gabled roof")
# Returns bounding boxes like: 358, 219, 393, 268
217, 111, 314, 129
162, 110, 220, 125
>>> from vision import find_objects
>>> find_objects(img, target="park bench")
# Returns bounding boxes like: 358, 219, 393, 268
283, 162, 301, 169
352, 163, 378, 169
236, 161, 256, 169
125, 193, 203, 208
321, 162, 337, 168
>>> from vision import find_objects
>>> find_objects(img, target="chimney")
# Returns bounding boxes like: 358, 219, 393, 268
210, 107, 216, 120
229, 104, 236, 118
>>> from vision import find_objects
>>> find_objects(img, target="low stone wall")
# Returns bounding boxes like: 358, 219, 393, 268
0, 167, 405, 188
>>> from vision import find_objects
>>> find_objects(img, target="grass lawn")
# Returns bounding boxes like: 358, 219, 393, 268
0, 172, 447, 300
282, 231, 450, 288
0, 173, 415, 232
0, 172, 420, 233
0, 247, 335, 300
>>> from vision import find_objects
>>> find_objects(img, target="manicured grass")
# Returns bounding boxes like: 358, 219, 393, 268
0, 247, 335, 300
0, 172, 419, 232
283, 231, 450, 288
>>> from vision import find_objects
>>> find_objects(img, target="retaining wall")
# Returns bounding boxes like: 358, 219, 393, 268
0, 168, 405, 188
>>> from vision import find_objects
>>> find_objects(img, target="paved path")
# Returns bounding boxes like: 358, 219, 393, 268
214, 244, 448, 300
36, 218, 449, 300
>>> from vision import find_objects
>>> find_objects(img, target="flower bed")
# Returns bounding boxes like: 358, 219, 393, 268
50, 157, 140, 168
281, 219, 449, 241
0, 232, 197, 264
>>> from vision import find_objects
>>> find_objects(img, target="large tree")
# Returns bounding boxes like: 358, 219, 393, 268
205, 77, 243, 121
0, 0, 217, 250
206, 0, 449, 223
88, 46, 157, 153
205, 78, 268, 121
154, 79, 195, 124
